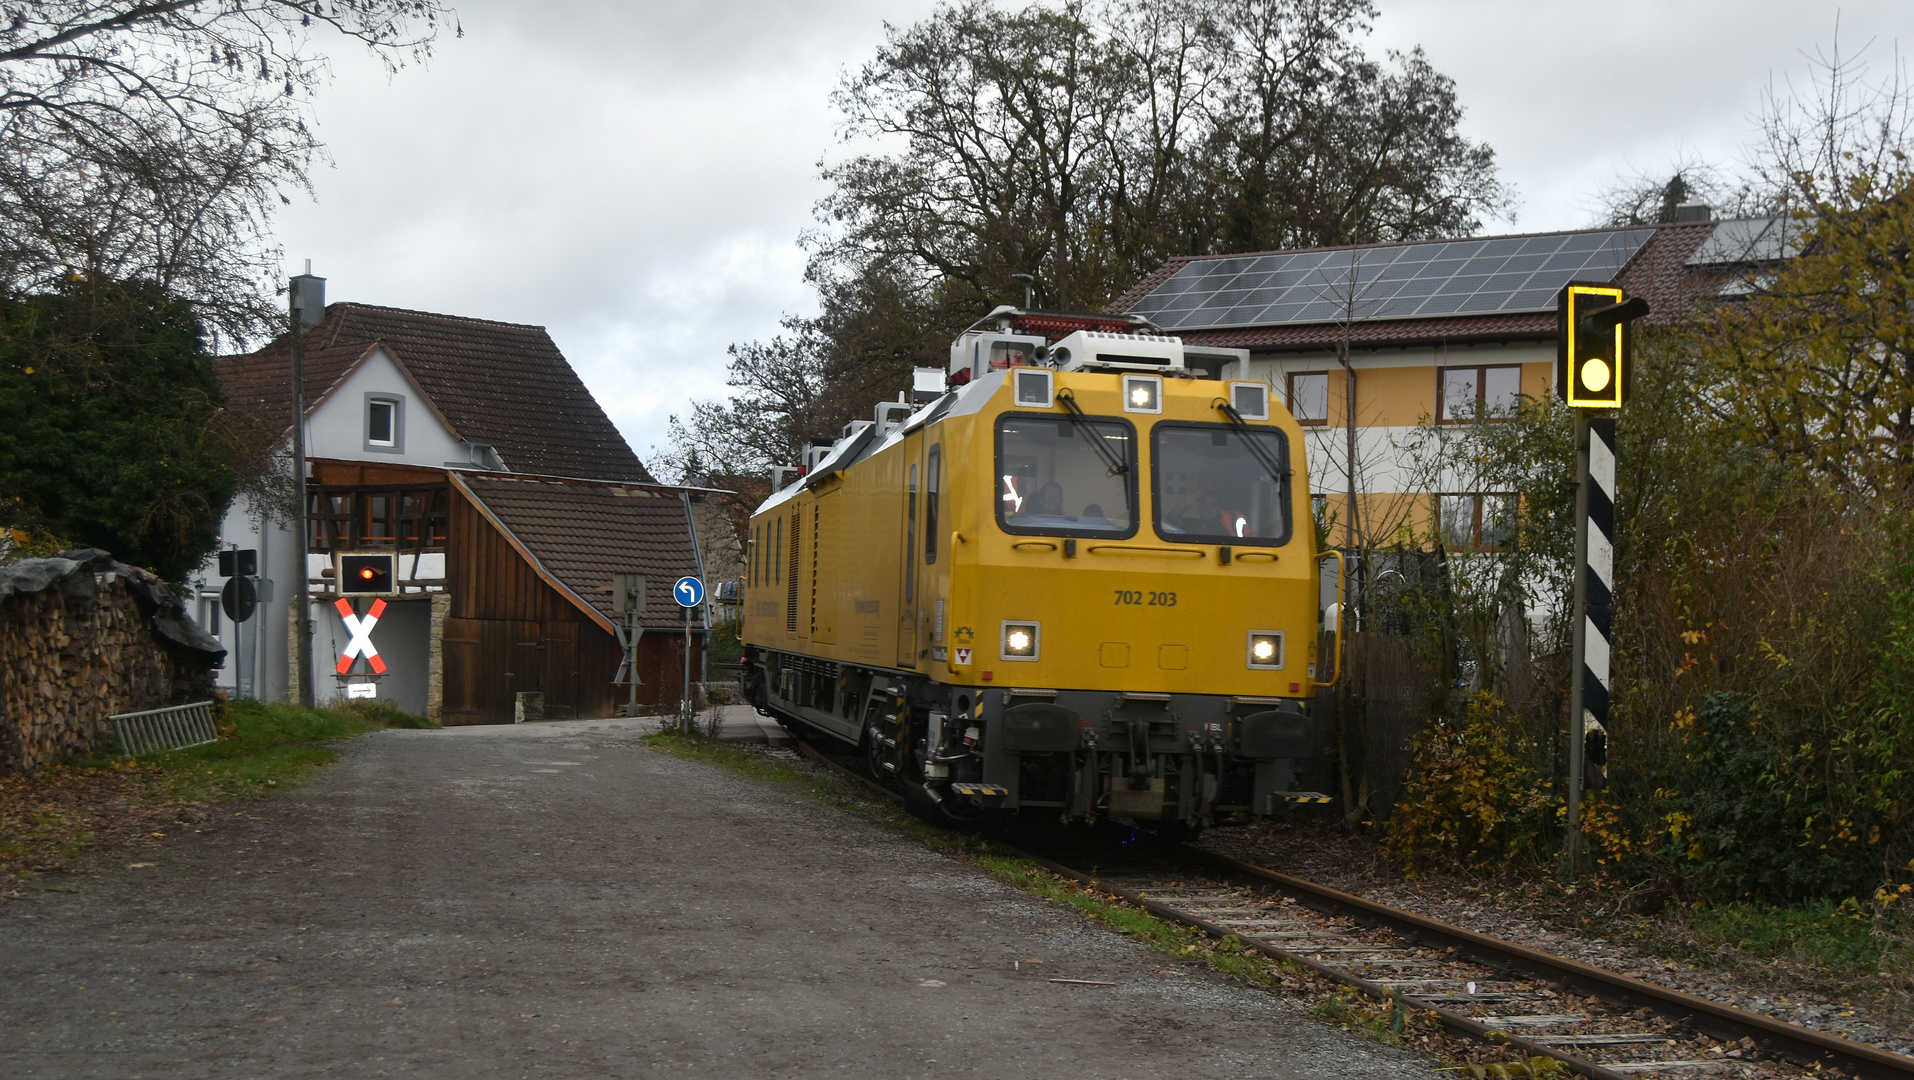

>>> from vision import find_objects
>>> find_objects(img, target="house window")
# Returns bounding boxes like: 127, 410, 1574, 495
1288, 372, 1329, 425
199, 594, 222, 637
1438, 366, 1522, 423
1437, 493, 1515, 550
365, 394, 405, 452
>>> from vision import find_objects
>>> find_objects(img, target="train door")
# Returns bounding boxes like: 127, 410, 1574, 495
921, 443, 944, 663
897, 433, 922, 666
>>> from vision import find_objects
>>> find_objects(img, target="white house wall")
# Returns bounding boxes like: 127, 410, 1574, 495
1238, 342, 1557, 498
305, 347, 466, 466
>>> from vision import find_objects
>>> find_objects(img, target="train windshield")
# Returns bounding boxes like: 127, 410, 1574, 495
1152, 423, 1291, 545
996, 414, 1136, 538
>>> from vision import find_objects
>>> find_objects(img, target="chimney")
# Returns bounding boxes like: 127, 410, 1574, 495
289, 259, 326, 335
1673, 202, 1712, 224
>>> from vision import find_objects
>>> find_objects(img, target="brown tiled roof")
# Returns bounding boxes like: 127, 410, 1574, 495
1179, 313, 1557, 351
216, 303, 653, 484
1105, 221, 1733, 351
1610, 220, 1723, 327
456, 476, 700, 630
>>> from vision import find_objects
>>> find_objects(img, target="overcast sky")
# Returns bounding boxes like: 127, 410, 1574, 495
275, 0, 1912, 473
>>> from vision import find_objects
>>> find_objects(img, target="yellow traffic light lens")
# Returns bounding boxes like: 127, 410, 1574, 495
1580, 357, 1611, 392
360, 567, 375, 579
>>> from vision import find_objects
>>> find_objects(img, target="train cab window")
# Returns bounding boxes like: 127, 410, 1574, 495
1152, 423, 1290, 545
996, 414, 1136, 538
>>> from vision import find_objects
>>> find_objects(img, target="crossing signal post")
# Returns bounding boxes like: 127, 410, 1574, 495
334, 553, 397, 696
611, 573, 647, 718
1557, 284, 1649, 877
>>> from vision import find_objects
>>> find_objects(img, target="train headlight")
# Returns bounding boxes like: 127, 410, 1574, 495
1122, 375, 1162, 414
1247, 631, 1284, 669
1002, 621, 1040, 661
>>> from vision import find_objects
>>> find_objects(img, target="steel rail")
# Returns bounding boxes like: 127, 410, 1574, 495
1004, 848, 1634, 1080
784, 738, 1914, 1079
1177, 845, 1914, 1079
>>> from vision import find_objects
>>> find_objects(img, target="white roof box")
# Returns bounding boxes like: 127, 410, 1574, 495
1050, 330, 1183, 372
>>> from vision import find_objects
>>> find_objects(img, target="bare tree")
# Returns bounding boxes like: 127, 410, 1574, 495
0, 0, 456, 342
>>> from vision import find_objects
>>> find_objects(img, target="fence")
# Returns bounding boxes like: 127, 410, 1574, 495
112, 700, 219, 757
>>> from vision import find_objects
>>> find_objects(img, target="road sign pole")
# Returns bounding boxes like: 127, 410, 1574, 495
671, 576, 704, 732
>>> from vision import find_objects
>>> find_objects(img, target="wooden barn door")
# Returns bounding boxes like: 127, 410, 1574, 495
541, 621, 579, 718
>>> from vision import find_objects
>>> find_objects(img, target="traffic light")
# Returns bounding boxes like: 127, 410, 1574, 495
1557, 284, 1649, 409
340, 553, 395, 594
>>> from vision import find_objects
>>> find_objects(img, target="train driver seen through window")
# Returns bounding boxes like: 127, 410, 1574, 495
997, 415, 1135, 536
1154, 424, 1290, 545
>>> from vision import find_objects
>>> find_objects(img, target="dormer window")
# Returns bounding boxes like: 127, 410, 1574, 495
365, 394, 405, 453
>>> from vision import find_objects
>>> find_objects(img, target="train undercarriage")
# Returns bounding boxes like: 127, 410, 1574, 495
742, 646, 1326, 828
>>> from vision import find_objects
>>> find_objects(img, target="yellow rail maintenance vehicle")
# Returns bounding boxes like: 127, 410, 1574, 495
741, 308, 1340, 828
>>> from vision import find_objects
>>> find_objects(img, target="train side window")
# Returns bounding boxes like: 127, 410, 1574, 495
905, 463, 918, 600
925, 448, 941, 564
773, 516, 783, 585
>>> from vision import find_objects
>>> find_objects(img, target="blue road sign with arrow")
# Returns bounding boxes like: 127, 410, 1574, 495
673, 576, 705, 608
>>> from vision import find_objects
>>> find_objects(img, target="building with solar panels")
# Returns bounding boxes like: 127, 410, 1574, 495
1104, 205, 1798, 553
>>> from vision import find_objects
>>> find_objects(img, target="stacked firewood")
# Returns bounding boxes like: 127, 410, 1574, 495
0, 556, 221, 774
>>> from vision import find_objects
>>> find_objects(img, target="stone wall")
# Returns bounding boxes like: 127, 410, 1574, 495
0, 550, 226, 774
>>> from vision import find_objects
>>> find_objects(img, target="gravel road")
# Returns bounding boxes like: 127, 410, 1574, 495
0, 719, 1438, 1078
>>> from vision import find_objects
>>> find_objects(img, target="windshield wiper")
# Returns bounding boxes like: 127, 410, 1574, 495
1057, 389, 1129, 477
1215, 399, 1289, 485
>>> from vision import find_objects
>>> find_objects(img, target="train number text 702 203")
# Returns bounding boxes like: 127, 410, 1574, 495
1114, 590, 1177, 607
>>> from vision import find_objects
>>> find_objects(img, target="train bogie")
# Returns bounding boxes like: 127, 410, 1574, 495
741, 310, 1337, 827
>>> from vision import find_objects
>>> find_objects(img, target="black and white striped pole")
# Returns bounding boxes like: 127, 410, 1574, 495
1557, 284, 1648, 876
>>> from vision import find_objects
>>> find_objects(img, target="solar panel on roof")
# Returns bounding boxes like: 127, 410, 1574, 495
1128, 228, 1654, 330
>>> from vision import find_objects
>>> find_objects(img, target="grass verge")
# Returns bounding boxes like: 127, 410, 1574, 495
107, 698, 436, 802
1676, 899, 1881, 976
2, 698, 433, 883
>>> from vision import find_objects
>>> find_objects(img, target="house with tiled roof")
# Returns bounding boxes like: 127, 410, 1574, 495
1105, 206, 1793, 552
190, 272, 711, 723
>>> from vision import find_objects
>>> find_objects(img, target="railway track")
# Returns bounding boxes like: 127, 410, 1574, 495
784, 735, 1914, 1080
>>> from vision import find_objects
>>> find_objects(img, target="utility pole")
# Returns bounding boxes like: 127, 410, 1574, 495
289, 268, 316, 708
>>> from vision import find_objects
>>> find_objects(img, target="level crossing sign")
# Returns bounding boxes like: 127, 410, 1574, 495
673, 576, 704, 608
334, 597, 388, 675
